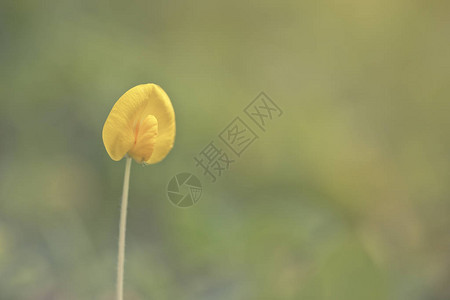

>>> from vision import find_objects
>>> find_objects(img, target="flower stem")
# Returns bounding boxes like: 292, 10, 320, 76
117, 156, 132, 300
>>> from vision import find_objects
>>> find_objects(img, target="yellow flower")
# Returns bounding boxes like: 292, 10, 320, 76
102, 84, 175, 164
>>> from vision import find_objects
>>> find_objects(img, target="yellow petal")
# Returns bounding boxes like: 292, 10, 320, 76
128, 115, 158, 163
102, 84, 176, 164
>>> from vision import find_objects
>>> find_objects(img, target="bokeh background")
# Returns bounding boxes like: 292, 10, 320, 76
1, 0, 449, 299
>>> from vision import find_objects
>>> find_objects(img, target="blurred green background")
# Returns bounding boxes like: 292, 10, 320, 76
1, 0, 449, 299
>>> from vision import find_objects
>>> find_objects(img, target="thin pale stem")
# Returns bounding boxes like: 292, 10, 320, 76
117, 156, 132, 300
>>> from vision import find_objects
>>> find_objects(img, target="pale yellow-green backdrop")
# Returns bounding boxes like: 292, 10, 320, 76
0, 0, 449, 299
